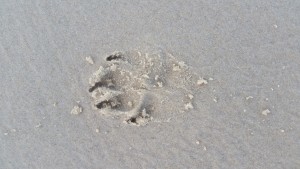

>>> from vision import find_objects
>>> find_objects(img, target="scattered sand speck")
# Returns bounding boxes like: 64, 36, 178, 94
127, 101, 133, 108
157, 82, 163, 87
35, 123, 42, 128
197, 78, 208, 85
213, 97, 218, 103
71, 105, 82, 115
85, 56, 94, 64
188, 94, 194, 100
261, 109, 271, 116
246, 96, 253, 100
172, 65, 181, 71
185, 102, 194, 110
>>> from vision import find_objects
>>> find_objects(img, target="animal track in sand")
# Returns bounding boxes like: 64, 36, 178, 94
88, 50, 207, 126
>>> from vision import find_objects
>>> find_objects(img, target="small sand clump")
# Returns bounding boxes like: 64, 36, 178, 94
85, 56, 94, 64
261, 109, 270, 116
184, 102, 194, 110
71, 105, 83, 115
197, 78, 208, 85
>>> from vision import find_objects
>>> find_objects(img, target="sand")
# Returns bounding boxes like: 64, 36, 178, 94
0, 1, 299, 169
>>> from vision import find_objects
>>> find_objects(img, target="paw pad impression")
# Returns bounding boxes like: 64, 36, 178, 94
88, 51, 206, 126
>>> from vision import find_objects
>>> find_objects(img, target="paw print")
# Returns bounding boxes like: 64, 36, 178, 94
88, 52, 153, 126
88, 50, 205, 126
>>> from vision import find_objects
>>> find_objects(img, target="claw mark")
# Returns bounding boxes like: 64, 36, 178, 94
89, 81, 105, 92
95, 100, 112, 109
106, 53, 123, 61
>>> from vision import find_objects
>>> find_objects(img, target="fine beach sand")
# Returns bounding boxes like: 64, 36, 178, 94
1, 1, 299, 169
